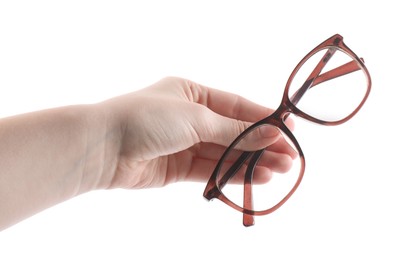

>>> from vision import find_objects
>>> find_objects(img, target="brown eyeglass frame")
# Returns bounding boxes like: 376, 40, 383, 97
203, 34, 372, 226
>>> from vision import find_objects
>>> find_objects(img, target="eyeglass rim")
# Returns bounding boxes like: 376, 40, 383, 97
282, 34, 372, 126
203, 120, 305, 216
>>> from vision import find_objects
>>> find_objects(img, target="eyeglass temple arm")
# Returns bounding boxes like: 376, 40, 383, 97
290, 47, 337, 105
243, 149, 265, 226
215, 149, 263, 227
217, 151, 252, 189
290, 53, 364, 106
204, 151, 252, 201
312, 58, 364, 88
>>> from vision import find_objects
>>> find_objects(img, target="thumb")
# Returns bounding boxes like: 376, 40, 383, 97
192, 107, 281, 150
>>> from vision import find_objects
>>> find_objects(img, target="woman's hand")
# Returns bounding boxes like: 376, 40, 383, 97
102, 77, 296, 189
0, 76, 295, 230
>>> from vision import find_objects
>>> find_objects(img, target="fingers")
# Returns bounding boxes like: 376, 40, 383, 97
189, 107, 250, 147
186, 143, 294, 178
184, 154, 274, 184
266, 135, 298, 159
190, 107, 297, 159
180, 76, 295, 132
151, 77, 295, 148
153, 77, 299, 185
183, 78, 273, 122
186, 155, 276, 185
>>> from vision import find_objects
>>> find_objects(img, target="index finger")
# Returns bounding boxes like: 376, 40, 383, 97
185, 79, 273, 122
185, 79, 294, 129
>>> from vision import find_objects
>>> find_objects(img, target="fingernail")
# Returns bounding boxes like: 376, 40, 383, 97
259, 125, 280, 138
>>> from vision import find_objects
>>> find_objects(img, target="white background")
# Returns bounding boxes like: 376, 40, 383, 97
1, 1, 406, 259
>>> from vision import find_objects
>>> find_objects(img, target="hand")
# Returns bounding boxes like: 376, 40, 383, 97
0, 76, 296, 230
102, 77, 296, 189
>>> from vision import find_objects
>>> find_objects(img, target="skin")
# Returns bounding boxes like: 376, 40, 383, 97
0, 77, 296, 231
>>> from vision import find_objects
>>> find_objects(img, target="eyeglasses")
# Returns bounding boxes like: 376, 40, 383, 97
203, 34, 372, 227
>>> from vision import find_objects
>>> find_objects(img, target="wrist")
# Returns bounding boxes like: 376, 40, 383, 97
80, 102, 123, 191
